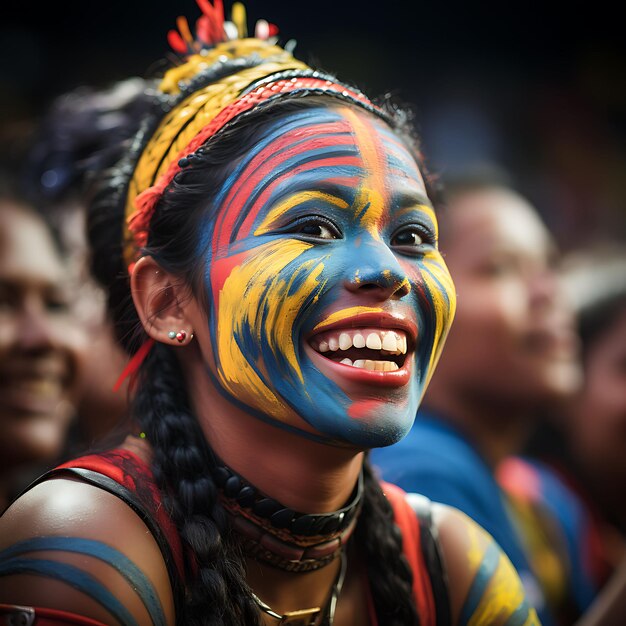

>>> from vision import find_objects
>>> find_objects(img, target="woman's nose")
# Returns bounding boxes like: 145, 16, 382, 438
343, 242, 411, 300
17, 296, 57, 352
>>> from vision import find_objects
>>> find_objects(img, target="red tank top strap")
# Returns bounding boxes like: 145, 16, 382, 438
381, 481, 437, 626
54, 449, 185, 586
0, 604, 108, 626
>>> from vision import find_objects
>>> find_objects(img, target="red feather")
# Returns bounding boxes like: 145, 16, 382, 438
196, 14, 212, 44
196, 0, 216, 19
167, 30, 188, 54
214, 0, 224, 25
268, 23, 279, 37
113, 338, 155, 392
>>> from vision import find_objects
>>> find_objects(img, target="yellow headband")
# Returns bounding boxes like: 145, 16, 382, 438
122, 3, 383, 270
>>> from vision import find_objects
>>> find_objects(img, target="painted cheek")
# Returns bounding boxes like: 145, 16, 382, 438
403, 252, 456, 384
209, 238, 329, 423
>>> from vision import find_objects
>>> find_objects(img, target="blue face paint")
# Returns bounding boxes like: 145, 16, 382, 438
198, 106, 456, 447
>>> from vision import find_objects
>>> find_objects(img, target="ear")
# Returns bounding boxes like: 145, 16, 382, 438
130, 256, 194, 345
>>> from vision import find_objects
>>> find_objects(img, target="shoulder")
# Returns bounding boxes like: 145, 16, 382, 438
431, 503, 540, 626
373, 427, 498, 527
0, 475, 175, 626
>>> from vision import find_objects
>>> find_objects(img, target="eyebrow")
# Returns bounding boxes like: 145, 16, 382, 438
392, 190, 434, 211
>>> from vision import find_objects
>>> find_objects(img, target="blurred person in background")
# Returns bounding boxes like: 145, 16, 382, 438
21, 78, 152, 446
0, 181, 83, 511
372, 167, 583, 625
499, 250, 626, 623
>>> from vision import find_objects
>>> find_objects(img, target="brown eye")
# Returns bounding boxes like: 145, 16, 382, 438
392, 230, 424, 247
391, 225, 433, 254
288, 216, 341, 241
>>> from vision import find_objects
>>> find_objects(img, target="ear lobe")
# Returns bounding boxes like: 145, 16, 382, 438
130, 256, 193, 344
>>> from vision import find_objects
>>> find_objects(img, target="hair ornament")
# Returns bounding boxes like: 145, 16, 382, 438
123, 1, 386, 273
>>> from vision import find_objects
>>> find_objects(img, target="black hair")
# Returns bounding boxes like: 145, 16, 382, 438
89, 92, 426, 625
23, 79, 153, 208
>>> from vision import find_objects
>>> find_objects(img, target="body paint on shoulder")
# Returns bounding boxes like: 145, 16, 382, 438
0, 536, 165, 626
458, 536, 540, 626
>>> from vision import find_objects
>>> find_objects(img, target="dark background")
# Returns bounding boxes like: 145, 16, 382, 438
2, 0, 625, 247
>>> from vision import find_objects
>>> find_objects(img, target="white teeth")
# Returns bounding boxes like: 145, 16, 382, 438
399, 336, 407, 354
382, 332, 398, 352
353, 333, 366, 349
366, 333, 382, 350
315, 328, 409, 358
340, 358, 399, 372
339, 332, 352, 351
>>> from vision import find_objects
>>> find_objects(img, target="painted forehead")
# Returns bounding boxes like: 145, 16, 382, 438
209, 106, 428, 252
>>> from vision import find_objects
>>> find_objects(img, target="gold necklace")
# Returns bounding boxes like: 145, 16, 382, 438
251, 550, 347, 625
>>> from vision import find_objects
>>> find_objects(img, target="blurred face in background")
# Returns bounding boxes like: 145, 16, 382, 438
429, 187, 581, 410
572, 305, 626, 483
0, 201, 82, 470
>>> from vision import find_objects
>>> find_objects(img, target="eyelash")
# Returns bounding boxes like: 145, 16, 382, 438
279, 216, 435, 254
284, 215, 342, 241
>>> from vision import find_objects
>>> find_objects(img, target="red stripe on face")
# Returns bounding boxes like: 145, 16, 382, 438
235, 156, 361, 240
211, 120, 356, 255
347, 398, 386, 420
209, 249, 252, 311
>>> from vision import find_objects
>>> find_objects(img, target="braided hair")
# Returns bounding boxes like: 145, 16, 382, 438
89, 93, 427, 625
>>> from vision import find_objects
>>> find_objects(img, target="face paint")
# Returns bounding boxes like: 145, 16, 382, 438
200, 107, 455, 447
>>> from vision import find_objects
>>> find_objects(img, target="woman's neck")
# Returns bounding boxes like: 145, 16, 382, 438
188, 367, 364, 514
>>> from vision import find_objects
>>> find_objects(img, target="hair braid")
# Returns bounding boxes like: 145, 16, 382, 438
134, 343, 262, 625
88, 92, 433, 623
356, 458, 421, 625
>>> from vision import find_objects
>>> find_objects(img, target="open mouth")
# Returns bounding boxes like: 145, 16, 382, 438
309, 327, 409, 372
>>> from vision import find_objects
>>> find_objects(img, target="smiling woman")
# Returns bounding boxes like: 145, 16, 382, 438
0, 2, 538, 625
0, 195, 81, 511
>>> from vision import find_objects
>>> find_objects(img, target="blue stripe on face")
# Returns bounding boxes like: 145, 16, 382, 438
199, 109, 350, 249
0, 537, 165, 626
0, 558, 139, 626
226, 145, 360, 243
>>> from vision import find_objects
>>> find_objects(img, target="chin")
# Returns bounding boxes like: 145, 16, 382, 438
294, 387, 419, 449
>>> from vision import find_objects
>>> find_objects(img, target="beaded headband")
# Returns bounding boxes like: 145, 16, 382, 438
122, 0, 389, 271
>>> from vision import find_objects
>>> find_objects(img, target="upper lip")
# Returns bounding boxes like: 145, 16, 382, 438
308, 310, 418, 350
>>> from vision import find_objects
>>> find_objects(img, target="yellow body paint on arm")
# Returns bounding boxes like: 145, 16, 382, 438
435, 505, 541, 626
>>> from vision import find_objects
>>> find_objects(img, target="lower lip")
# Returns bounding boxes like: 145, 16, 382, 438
305, 344, 413, 388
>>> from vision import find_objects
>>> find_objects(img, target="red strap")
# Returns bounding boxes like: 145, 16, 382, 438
0, 604, 107, 626
56, 448, 185, 583
381, 481, 436, 626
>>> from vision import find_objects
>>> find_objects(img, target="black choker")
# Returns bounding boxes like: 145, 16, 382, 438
208, 455, 363, 573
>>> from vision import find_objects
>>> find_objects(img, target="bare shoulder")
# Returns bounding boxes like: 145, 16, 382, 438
0, 477, 175, 626
431, 502, 540, 626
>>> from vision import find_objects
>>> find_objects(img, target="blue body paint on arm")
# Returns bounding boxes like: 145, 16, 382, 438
0, 536, 166, 626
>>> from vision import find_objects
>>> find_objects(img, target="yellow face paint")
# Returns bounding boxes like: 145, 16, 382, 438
201, 106, 455, 445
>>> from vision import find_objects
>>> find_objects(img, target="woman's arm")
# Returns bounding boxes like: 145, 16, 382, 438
0, 478, 175, 626
433, 503, 541, 625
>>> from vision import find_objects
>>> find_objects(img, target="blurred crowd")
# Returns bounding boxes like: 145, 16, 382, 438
1, 16, 625, 626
